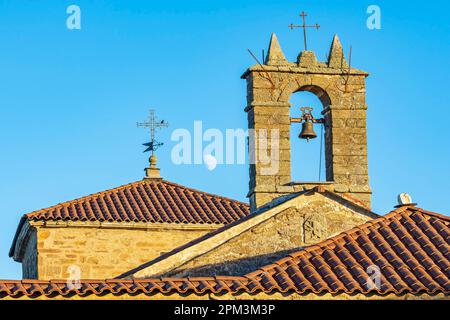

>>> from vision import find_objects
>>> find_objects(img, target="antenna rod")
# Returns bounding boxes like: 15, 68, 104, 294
318, 123, 324, 181
247, 49, 275, 87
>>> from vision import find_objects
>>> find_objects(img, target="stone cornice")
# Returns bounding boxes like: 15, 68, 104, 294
241, 64, 369, 79
28, 220, 222, 231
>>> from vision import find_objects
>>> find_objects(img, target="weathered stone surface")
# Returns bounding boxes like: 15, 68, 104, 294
244, 35, 371, 210
328, 34, 348, 69
298, 51, 318, 67
27, 224, 214, 280
265, 33, 288, 66
160, 193, 374, 278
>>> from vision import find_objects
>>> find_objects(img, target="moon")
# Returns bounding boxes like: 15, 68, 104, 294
203, 154, 217, 171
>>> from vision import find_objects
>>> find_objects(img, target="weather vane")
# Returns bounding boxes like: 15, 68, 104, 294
137, 109, 169, 156
288, 11, 320, 51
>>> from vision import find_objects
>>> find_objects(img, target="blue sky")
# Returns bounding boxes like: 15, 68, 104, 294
0, 0, 449, 279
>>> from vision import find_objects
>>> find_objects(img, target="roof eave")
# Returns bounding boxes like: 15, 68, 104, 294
9, 216, 29, 261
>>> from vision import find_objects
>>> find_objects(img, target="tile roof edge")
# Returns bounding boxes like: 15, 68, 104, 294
0, 279, 448, 297
0, 277, 249, 283
320, 189, 379, 218
379, 205, 449, 222
8, 216, 27, 258
410, 207, 450, 221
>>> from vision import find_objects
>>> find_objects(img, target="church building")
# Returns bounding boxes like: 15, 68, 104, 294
1, 30, 448, 300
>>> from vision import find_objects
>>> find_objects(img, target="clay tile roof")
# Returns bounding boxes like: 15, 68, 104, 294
9, 179, 249, 258
0, 278, 259, 299
245, 206, 450, 295
20, 179, 249, 224
2, 206, 448, 299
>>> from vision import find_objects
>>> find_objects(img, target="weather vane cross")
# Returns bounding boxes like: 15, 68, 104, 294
137, 109, 169, 156
289, 11, 320, 51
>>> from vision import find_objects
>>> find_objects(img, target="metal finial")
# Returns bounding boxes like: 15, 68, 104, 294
137, 109, 169, 156
288, 11, 320, 51
137, 109, 168, 180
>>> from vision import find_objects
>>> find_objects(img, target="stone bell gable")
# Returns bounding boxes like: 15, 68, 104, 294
243, 33, 371, 211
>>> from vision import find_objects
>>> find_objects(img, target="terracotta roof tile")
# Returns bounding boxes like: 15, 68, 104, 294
9, 179, 249, 258
245, 206, 450, 295
16, 179, 249, 225
2, 206, 448, 299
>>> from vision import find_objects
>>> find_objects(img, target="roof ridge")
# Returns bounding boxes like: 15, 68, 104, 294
319, 189, 378, 217
336, 192, 372, 211
408, 207, 450, 221
24, 179, 249, 220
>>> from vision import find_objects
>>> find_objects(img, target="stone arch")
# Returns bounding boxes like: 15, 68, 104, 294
289, 89, 327, 182
288, 84, 334, 183
278, 79, 335, 108
294, 85, 332, 108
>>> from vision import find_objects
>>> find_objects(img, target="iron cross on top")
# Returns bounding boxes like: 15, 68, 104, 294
137, 109, 169, 155
288, 11, 320, 51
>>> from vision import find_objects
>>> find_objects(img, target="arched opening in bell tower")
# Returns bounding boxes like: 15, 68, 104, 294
289, 86, 331, 183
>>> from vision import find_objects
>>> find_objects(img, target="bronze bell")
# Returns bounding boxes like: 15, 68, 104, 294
299, 121, 317, 141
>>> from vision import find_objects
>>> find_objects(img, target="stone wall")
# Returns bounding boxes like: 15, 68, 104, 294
161, 193, 373, 278
25, 223, 215, 280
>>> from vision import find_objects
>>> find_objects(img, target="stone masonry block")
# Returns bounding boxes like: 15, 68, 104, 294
245, 50, 371, 210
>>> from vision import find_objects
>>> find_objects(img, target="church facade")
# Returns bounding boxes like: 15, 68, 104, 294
1, 32, 449, 300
